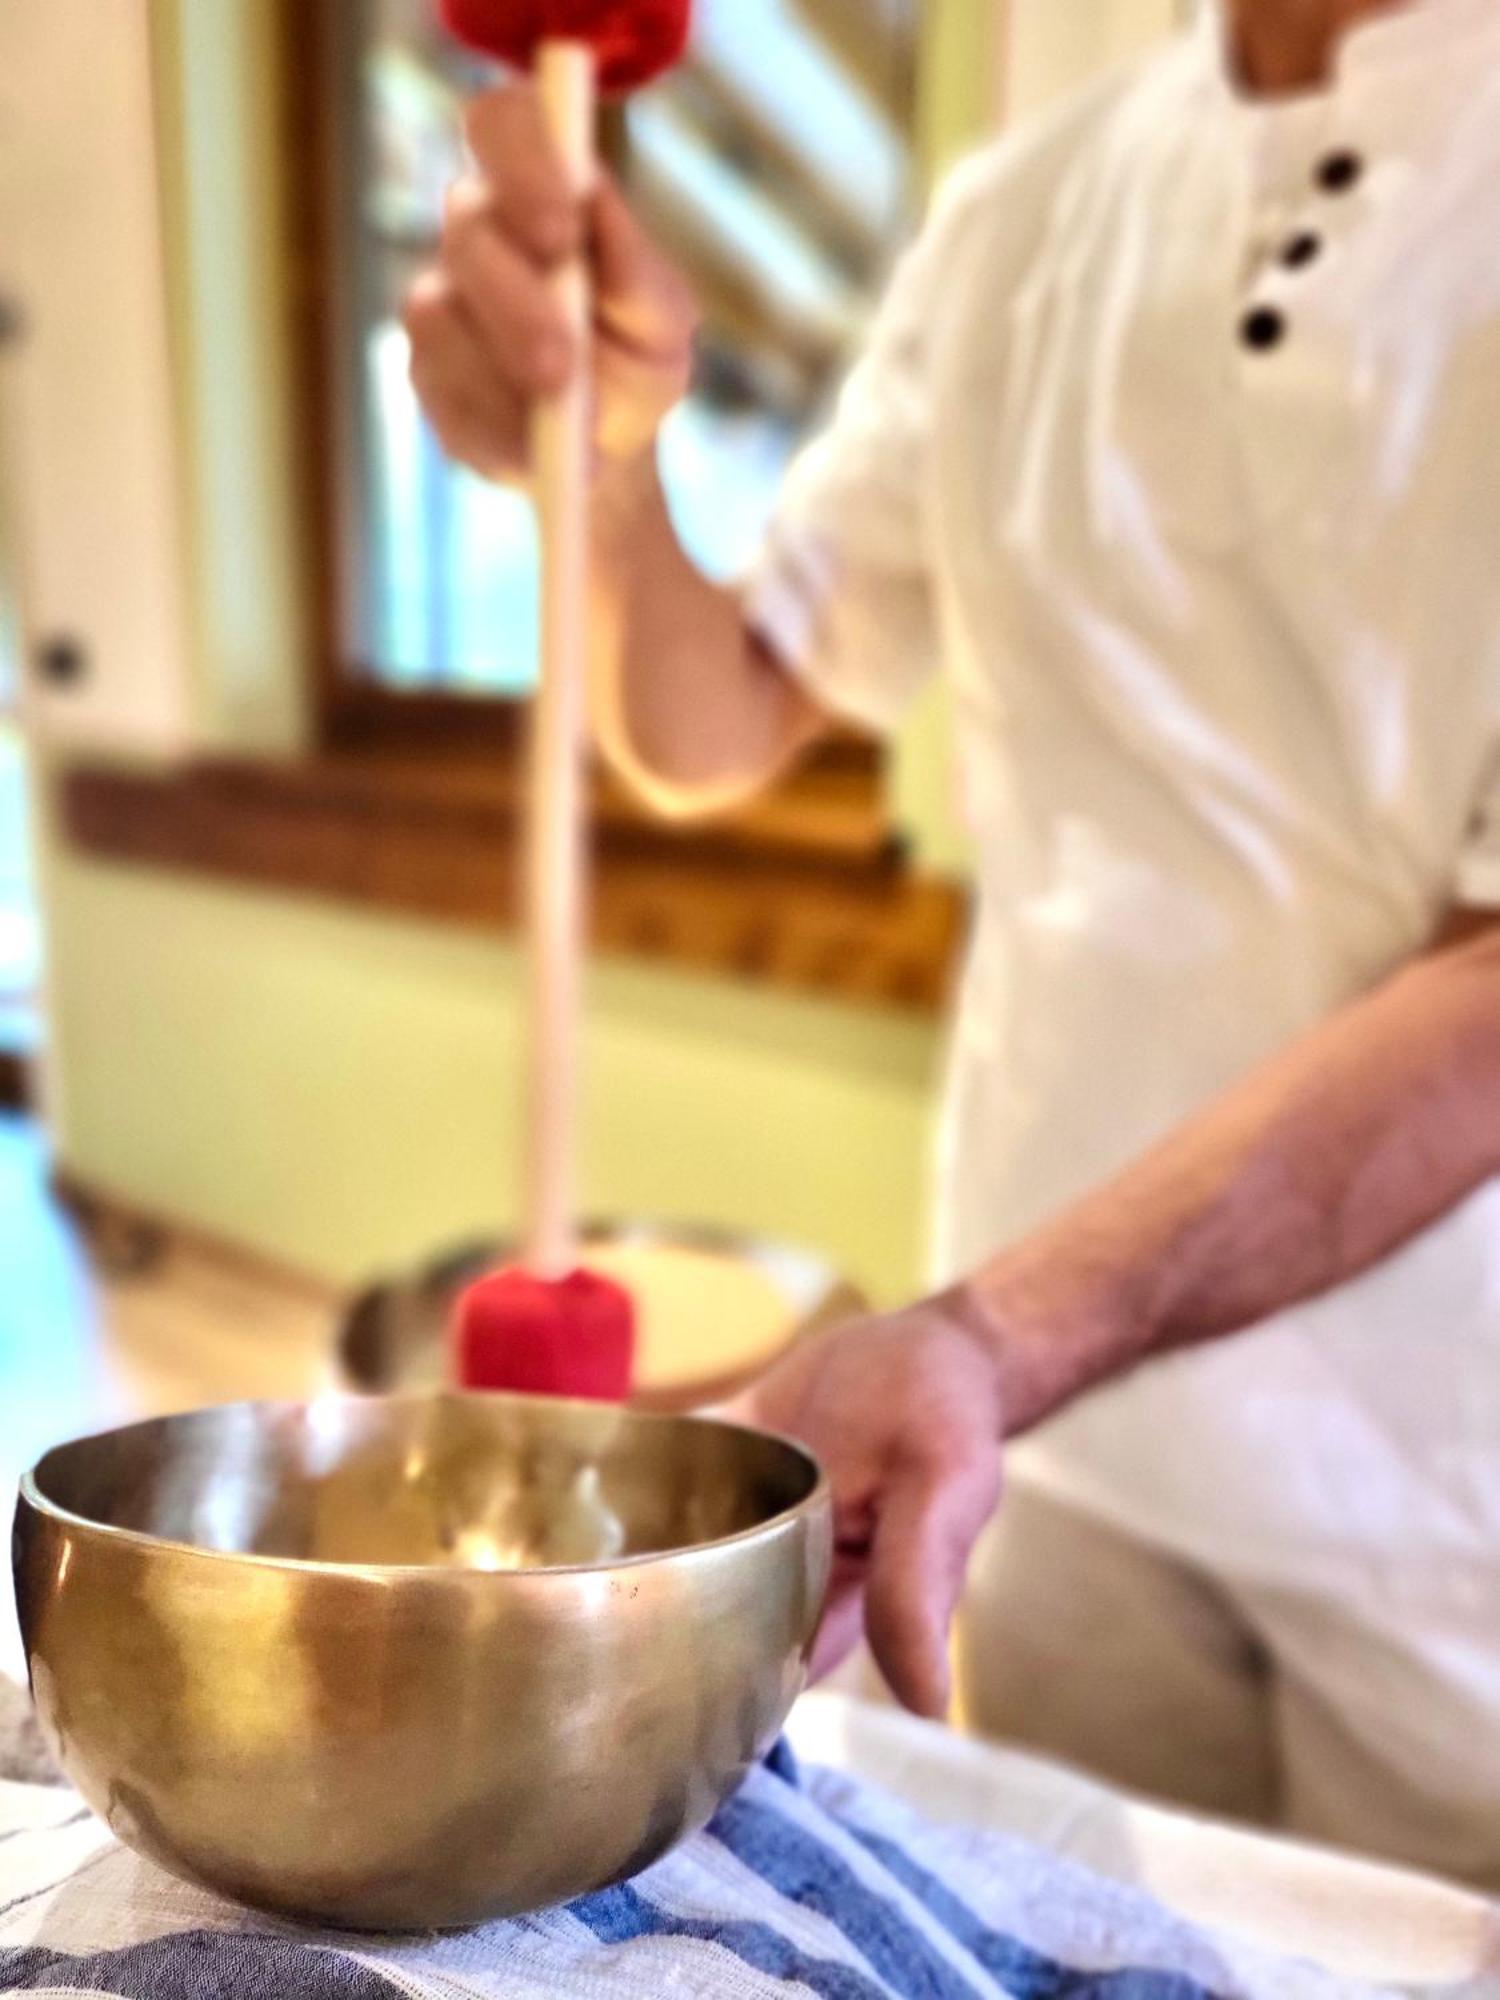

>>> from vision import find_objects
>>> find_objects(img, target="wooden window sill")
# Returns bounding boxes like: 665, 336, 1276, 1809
60, 752, 965, 1013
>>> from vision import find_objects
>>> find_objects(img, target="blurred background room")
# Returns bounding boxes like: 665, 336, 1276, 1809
0, 0, 1186, 1599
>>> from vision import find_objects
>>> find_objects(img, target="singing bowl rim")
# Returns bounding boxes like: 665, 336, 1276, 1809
18, 1391, 829, 1580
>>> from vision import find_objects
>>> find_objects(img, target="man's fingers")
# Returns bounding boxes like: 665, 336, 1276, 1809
422, 389, 517, 482
407, 94, 694, 473
441, 186, 576, 395
863, 1447, 1003, 1719
404, 276, 526, 476
463, 85, 582, 264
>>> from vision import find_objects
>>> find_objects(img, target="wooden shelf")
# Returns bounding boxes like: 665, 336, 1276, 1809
61, 754, 965, 1013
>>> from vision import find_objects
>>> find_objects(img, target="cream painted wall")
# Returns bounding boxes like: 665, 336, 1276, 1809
150, 0, 306, 753
43, 841, 938, 1293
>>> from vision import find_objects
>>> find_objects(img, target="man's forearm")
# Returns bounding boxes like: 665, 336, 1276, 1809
966, 926, 1500, 1432
589, 448, 825, 814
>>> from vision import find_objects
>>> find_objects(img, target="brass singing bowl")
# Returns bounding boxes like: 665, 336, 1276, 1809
12, 1393, 831, 1930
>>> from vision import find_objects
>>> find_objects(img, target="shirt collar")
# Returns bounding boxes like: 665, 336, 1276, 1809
1198, 0, 1500, 100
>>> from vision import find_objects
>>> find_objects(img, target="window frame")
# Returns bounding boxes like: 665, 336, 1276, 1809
279, 0, 884, 786
30, 0, 964, 1017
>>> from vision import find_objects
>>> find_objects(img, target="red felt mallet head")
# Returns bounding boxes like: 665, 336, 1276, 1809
454, 1264, 636, 1401
438, 0, 690, 92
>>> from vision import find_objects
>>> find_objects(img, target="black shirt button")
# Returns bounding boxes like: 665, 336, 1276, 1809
1316, 149, 1363, 192
1240, 305, 1287, 351
1281, 231, 1322, 269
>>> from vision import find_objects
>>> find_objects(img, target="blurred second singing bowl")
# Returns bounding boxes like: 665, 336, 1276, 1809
12, 1393, 831, 1930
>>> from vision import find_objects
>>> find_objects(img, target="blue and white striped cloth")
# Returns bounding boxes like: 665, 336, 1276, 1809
0, 1733, 1405, 2000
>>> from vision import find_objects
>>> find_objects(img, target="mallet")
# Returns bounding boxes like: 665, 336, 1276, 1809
437, 0, 691, 1400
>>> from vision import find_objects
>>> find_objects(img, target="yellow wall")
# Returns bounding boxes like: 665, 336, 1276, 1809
30, 0, 996, 1302
42, 839, 939, 1292
149, 0, 305, 753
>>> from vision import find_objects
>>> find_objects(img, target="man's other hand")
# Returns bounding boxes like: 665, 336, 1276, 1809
739, 1293, 1006, 1720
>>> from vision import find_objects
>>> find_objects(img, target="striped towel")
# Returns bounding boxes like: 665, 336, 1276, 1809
0, 1735, 1403, 2000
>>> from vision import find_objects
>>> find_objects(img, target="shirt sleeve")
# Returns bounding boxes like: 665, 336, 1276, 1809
740, 219, 947, 736
740, 66, 1138, 738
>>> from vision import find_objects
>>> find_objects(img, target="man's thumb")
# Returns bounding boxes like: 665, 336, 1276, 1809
591, 173, 694, 354
862, 1450, 1002, 1719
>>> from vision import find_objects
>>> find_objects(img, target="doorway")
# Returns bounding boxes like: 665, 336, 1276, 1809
0, 363, 40, 1108
0, 605, 39, 1106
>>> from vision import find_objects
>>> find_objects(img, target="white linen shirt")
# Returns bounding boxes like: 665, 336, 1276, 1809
746, 0, 1500, 1579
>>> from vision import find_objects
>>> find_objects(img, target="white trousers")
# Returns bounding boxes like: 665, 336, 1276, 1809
954, 1478, 1500, 1892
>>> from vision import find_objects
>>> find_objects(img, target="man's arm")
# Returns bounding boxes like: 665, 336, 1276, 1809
586, 448, 825, 815
402, 84, 826, 812
748, 921, 1500, 1716
976, 918, 1500, 1428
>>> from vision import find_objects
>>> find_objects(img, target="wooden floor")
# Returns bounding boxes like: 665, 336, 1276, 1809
0, 1111, 336, 1673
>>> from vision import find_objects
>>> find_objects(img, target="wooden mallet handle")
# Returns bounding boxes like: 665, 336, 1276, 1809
523, 41, 596, 1278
